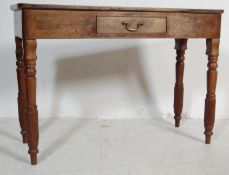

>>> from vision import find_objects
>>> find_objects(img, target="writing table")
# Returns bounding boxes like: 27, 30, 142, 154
11, 3, 224, 165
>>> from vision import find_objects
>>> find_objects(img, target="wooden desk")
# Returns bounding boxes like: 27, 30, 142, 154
11, 3, 224, 165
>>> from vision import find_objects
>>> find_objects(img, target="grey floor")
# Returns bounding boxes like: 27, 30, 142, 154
0, 118, 229, 175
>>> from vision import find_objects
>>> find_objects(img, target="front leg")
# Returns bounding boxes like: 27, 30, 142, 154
204, 39, 220, 144
173, 39, 188, 127
23, 39, 39, 165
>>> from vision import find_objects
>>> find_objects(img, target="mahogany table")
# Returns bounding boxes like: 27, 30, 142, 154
11, 3, 224, 165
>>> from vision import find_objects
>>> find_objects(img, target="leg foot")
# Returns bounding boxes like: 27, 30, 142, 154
205, 131, 213, 144
175, 119, 180, 127
30, 152, 38, 165
21, 131, 28, 143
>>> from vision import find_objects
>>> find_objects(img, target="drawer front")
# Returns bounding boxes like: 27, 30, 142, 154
97, 16, 167, 34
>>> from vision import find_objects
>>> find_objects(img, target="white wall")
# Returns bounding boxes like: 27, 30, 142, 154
0, 0, 228, 119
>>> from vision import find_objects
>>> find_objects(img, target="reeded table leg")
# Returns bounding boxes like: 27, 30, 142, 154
204, 39, 220, 144
15, 37, 28, 143
23, 39, 39, 165
173, 39, 188, 127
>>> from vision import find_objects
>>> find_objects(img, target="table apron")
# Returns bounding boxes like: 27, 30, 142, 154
14, 10, 222, 39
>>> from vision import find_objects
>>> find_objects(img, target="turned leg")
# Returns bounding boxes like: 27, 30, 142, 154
23, 39, 39, 165
15, 37, 28, 143
204, 39, 220, 144
173, 39, 188, 127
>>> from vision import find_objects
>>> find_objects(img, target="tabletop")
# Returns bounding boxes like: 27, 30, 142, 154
11, 3, 224, 14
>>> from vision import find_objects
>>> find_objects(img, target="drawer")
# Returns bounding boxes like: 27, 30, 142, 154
97, 16, 167, 34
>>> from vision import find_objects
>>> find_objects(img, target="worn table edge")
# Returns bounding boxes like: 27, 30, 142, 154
10, 3, 224, 14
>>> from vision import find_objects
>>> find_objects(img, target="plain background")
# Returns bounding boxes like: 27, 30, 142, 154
0, 0, 228, 119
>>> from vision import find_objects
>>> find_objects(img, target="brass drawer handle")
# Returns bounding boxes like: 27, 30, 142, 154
122, 21, 144, 32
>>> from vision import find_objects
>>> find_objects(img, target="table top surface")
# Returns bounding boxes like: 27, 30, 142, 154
11, 3, 224, 14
